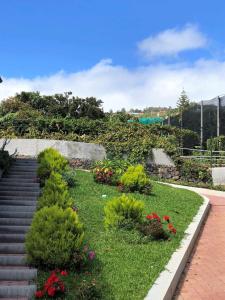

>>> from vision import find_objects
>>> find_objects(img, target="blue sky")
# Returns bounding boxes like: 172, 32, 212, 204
1, 0, 225, 110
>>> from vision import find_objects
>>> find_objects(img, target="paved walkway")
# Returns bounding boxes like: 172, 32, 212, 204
174, 190, 225, 300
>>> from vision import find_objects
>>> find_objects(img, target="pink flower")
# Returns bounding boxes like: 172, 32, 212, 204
88, 251, 96, 261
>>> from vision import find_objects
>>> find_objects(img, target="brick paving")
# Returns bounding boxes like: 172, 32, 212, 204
174, 194, 225, 300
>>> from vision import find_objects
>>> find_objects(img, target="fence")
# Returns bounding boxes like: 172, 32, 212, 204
179, 147, 225, 167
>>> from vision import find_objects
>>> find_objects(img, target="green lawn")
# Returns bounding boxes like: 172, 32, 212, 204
37, 170, 203, 300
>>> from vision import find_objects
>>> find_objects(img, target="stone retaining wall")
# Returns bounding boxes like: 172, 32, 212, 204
0, 138, 106, 161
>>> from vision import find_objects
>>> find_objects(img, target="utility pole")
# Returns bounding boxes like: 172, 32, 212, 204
217, 96, 220, 137
200, 100, 204, 149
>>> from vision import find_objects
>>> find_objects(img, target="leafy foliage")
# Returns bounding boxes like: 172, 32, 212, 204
38, 172, 73, 209
37, 148, 69, 185
177, 159, 212, 183
93, 159, 131, 185
119, 165, 152, 194
104, 194, 144, 229
62, 168, 77, 188
25, 206, 84, 268
207, 135, 225, 151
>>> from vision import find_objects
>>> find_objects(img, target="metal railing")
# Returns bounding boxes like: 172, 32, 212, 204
179, 147, 225, 167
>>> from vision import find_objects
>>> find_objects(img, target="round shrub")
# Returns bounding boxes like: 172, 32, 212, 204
38, 172, 73, 209
104, 194, 144, 229
119, 165, 152, 195
62, 168, 76, 188
37, 148, 69, 186
25, 206, 84, 268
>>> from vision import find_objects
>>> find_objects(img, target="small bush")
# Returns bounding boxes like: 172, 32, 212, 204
93, 159, 131, 185
37, 148, 69, 185
25, 206, 84, 268
138, 213, 176, 240
104, 194, 144, 229
38, 172, 73, 209
119, 165, 152, 194
62, 168, 76, 187
178, 159, 212, 183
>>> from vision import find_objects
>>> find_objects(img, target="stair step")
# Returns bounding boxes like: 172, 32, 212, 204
0, 219, 32, 226
0, 182, 39, 188
0, 234, 26, 243
0, 191, 39, 196
0, 284, 36, 299
0, 212, 34, 218
0, 195, 37, 200
1, 178, 39, 183
0, 243, 25, 254
5, 174, 38, 179
0, 205, 36, 212
0, 200, 37, 207
0, 186, 39, 192
0, 255, 26, 266
0, 226, 29, 234
0, 268, 37, 281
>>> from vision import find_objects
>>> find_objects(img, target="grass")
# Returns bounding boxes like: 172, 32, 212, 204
37, 170, 203, 300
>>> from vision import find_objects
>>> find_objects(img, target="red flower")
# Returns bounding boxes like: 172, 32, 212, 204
152, 213, 161, 221
168, 223, 177, 234
146, 214, 153, 220
60, 270, 68, 276
163, 215, 170, 222
35, 290, 44, 298
47, 286, 56, 297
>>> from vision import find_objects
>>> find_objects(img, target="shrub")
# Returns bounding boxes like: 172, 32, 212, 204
119, 165, 152, 194
62, 168, 76, 187
93, 159, 131, 185
104, 194, 144, 229
178, 159, 212, 183
38, 172, 73, 209
37, 148, 69, 185
138, 213, 176, 240
25, 206, 84, 268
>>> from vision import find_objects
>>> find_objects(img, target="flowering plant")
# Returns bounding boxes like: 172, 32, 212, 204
35, 270, 68, 298
139, 213, 176, 240
72, 244, 96, 271
93, 167, 114, 184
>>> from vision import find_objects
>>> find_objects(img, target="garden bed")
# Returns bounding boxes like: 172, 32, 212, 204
36, 170, 203, 300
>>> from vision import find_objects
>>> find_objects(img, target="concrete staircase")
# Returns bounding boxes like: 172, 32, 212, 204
0, 158, 39, 299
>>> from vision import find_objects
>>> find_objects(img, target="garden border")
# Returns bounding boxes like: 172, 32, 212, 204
145, 184, 210, 300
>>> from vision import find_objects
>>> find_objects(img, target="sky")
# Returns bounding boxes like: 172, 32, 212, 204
1, 0, 225, 111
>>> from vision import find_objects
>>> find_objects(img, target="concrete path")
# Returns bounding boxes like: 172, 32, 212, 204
174, 187, 225, 300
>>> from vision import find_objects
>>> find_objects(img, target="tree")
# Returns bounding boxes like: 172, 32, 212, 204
177, 90, 190, 150
177, 89, 190, 112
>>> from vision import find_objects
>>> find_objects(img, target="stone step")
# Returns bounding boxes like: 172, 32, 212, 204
0, 243, 25, 254
0, 226, 29, 234
0, 200, 37, 207
0, 218, 32, 226
0, 195, 37, 200
0, 186, 39, 192
0, 234, 26, 243
0, 205, 36, 212
0, 182, 39, 188
4, 174, 38, 179
0, 212, 34, 219
0, 268, 37, 281
0, 255, 26, 266
10, 166, 37, 170
0, 284, 36, 299
0, 191, 39, 197
0, 175, 38, 183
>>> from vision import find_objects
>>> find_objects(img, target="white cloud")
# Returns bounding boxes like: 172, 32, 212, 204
138, 24, 207, 59
1, 58, 225, 111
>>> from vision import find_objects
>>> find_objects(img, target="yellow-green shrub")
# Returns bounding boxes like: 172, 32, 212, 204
37, 148, 69, 185
25, 205, 84, 268
119, 165, 152, 195
38, 172, 73, 209
104, 194, 144, 229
